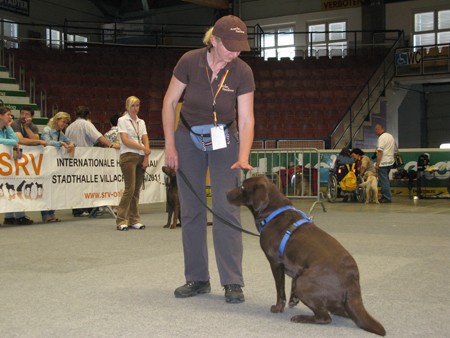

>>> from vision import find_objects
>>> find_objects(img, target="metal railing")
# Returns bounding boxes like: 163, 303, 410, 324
0, 18, 405, 147
248, 148, 321, 199
248, 147, 327, 217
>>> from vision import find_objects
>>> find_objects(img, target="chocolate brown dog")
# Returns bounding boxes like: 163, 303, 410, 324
227, 176, 385, 336
162, 166, 180, 229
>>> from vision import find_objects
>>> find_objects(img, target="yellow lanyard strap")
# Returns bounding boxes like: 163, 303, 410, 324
207, 68, 229, 125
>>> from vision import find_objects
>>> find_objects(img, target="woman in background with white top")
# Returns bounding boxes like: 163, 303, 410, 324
116, 96, 151, 231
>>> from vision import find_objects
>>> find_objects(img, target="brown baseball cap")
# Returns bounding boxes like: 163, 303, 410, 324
212, 15, 250, 52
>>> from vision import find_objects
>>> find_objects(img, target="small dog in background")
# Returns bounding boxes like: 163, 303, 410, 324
162, 166, 181, 229
294, 172, 310, 196
359, 175, 379, 204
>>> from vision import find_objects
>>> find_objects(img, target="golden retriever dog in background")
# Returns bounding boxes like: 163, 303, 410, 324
359, 175, 379, 204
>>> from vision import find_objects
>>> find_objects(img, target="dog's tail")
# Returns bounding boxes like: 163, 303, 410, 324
345, 287, 386, 336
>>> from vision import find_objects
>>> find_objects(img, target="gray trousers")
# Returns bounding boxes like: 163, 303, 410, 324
175, 129, 244, 287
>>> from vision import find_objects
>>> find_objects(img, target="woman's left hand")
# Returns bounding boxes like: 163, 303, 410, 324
231, 161, 254, 170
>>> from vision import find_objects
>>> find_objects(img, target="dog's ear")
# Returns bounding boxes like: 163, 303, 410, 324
252, 181, 269, 213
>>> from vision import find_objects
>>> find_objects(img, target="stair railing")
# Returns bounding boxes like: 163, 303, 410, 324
330, 32, 405, 149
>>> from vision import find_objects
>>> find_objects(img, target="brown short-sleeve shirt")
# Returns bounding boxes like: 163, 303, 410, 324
173, 47, 255, 132
360, 155, 377, 177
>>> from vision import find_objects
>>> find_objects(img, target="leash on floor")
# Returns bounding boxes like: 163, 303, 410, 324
177, 169, 260, 238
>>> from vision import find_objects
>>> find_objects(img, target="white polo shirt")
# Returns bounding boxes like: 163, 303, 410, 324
65, 118, 102, 147
377, 132, 395, 167
117, 113, 147, 155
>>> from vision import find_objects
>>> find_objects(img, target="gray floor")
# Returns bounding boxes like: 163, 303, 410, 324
1, 196, 450, 338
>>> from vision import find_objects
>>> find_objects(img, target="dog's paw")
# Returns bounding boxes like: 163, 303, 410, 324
270, 303, 285, 313
288, 297, 300, 308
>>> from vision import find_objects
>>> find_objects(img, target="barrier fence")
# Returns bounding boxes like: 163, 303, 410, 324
248, 148, 450, 200
2, 145, 449, 213
248, 148, 322, 200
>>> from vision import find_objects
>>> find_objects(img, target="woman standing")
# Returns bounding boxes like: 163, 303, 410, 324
116, 96, 151, 231
41, 111, 75, 222
162, 15, 255, 303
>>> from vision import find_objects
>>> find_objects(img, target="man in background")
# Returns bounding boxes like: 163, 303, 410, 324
374, 123, 395, 203
66, 106, 119, 149
12, 106, 47, 147
66, 106, 119, 216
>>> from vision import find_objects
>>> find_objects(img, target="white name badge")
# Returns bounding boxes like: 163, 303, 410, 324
211, 125, 227, 150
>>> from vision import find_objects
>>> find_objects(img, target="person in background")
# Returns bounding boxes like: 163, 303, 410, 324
333, 147, 355, 202
335, 147, 354, 166
0, 107, 18, 145
40, 112, 75, 222
104, 113, 120, 146
12, 106, 61, 222
66, 106, 119, 149
41, 111, 75, 150
0, 106, 33, 226
104, 113, 120, 213
66, 106, 119, 216
350, 148, 377, 179
162, 15, 255, 304
11, 106, 47, 147
374, 123, 395, 203
116, 96, 150, 231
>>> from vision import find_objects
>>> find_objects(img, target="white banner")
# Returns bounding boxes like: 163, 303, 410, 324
0, 145, 166, 213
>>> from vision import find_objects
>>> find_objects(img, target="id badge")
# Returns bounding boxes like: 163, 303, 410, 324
211, 125, 227, 150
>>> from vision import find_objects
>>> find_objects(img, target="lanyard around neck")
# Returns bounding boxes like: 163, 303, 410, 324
128, 116, 141, 144
206, 66, 229, 125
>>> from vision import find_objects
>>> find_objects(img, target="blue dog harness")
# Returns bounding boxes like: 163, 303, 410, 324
258, 205, 312, 256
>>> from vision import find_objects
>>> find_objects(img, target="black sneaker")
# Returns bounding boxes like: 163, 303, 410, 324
224, 284, 245, 304
174, 281, 211, 298
3, 218, 16, 225
379, 197, 392, 203
16, 216, 34, 225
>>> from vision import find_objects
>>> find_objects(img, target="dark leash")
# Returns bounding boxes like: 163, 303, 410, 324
177, 169, 260, 237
